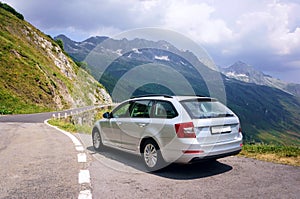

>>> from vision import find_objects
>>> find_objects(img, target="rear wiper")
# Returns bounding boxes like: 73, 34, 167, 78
198, 113, 234, 118
199, 115, 211, 119
218, 113, 234, 117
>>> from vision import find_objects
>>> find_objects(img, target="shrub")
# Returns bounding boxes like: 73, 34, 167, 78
55, 39, 64, 51
0, 2, 24, 20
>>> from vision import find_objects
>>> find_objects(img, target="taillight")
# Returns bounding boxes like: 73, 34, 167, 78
175, 122, 196, 138
239, 126, 242, 134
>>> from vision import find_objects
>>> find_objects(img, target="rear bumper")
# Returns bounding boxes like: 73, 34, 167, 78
161, 136, 243, 164
188, 148, 241, 163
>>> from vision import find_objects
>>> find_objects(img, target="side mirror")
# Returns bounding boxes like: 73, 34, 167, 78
103, 112, 111, 119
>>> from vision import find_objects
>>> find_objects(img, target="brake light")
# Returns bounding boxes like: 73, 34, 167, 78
175, 122, 196, 138
183, 150, 204, 154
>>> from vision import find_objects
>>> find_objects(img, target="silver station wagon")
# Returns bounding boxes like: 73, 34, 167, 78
92, 95, 243, 171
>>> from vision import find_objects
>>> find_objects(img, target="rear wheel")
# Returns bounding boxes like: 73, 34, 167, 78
142, 140, 165, 171
92, 128, 103, 151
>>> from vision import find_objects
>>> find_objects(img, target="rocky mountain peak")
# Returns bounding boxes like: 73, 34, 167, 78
221, 61, 300, 97
24, 27, 76, 79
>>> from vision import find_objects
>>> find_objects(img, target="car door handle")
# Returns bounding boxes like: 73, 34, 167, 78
116, 122, 122, 125
138, 123, 147, 127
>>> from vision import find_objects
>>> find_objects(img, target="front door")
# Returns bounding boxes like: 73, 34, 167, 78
108, 101, 131, 147
120, 100, 152, 151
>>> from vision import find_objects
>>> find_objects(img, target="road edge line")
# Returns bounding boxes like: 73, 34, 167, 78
44, 119, 92, 199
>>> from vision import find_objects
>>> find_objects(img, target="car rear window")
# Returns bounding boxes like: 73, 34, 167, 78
180, 99, 234, 119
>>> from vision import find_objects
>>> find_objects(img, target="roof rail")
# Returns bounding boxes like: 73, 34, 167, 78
130, 94, 173, 99
178, 94, 206, 97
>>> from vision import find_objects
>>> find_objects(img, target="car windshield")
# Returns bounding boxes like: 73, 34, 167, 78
180, 99, 234, 119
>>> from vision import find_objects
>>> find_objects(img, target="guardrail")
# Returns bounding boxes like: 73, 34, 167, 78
50, 104, 117, 132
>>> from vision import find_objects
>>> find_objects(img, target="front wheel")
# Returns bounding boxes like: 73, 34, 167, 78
142, 140, 165, 172
92, 128, 104, 151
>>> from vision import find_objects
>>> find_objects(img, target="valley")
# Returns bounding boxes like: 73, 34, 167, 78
56, 35, 300, 145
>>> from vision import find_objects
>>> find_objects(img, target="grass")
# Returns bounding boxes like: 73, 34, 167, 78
48, 118, 78, 133
47, 108, 112, 134
257, 130, 300, 146
239, 144, 300, 166
0, 7, 67, 113
48, 117, 93, 134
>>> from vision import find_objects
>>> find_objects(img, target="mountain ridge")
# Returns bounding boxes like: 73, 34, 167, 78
55, 34, 108, 62
57, 34, 300, 145
220, 61, 300, 97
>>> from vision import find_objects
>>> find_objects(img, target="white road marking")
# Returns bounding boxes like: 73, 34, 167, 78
44, 119, 92, 199
45, 120, 82, 146
78, 153, 87, 163
76, 146, 85, 152
79, 170, 90, 184
78, 190, 92, 199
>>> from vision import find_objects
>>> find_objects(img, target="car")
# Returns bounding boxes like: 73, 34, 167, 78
92, 95, 243, 171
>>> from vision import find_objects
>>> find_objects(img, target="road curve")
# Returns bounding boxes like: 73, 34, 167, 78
0, 122, 79, 198
0, 106, 99, 198
1, 110, 300, 199
0, 106, 95, 123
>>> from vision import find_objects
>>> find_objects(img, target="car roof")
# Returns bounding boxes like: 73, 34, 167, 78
129, 95, 215, 101
173, 96, 214, 101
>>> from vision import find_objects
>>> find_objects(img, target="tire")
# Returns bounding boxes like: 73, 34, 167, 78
92, 128, 103, 151
141, 140, 165, 172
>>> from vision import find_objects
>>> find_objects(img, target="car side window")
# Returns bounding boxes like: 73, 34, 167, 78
130, 100, 152, 118
112, 102, 131, 118
152, 101, 178, 119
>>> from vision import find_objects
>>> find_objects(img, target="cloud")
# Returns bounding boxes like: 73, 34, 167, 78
162, 1, 233, 44
234, 2, 300, 55
2, 0, 300, 83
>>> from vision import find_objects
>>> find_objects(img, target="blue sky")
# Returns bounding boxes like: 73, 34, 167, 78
3, 0, 300, 83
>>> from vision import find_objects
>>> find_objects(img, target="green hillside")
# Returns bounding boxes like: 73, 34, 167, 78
0, 3, 110, 114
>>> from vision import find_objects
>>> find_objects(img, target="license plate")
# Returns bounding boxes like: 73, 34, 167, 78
211, 126, 231, 134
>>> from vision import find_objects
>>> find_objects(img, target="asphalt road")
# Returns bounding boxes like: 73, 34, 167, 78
1, 111, 299, 199
77, 133, 300, 199
0, 122, 79, 198
0, 108, 94, 198
0, 106, 95, 123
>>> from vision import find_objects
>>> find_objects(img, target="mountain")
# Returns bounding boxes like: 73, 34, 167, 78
221, 61, 300, 97
0, 4, 111, 114
55, 34, 108, 62
57, 35, 300, 146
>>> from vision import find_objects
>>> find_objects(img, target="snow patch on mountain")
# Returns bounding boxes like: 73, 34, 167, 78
132, 48, 142, 54
154, 55, 169, 61
221, 61, 300, 97
225, 72, 250, 82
